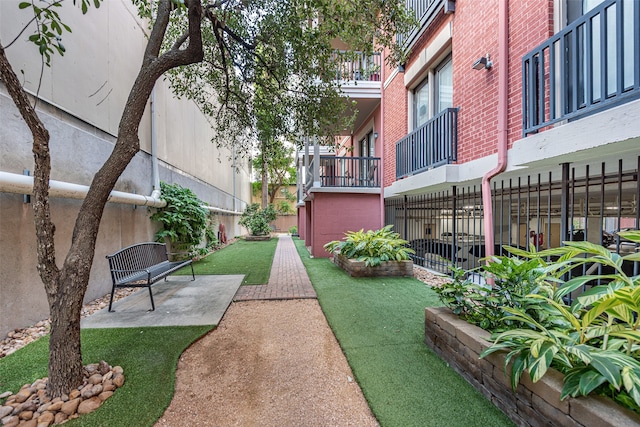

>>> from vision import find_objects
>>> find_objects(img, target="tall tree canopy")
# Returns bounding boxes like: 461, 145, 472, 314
143, 0, 412, 155
0, 0, 412, 398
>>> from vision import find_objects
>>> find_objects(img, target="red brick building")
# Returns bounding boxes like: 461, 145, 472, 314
299, 0, 640, 266
384, 0, 639, 273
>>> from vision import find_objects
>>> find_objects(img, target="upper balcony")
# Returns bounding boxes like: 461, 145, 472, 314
395, 108, 458, 179
397, 0, 453, 50
305, 156, 381, 193
331, 51, 382, 84
329, 50, 382, 136
522, 0, 640, 137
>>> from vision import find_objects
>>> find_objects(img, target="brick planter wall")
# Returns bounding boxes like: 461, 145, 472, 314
425, 307, 640, 427
333, 254, 413, 277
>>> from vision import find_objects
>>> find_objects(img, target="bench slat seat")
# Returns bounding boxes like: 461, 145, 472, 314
106, 242, 195, 312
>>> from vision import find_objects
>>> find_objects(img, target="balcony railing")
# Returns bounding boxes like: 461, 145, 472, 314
397, 0, 446, 49
395, 108, 458, 179
523, 0, 640, 136
304, 156, 380, 193
331, 51, 382, 82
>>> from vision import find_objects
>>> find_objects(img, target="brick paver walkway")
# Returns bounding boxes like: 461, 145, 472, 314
234, 234, 317, 301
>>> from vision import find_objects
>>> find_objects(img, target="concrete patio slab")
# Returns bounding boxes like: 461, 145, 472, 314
81, 275, 244, 329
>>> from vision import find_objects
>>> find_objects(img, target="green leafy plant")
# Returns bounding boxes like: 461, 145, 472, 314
324, 225, 415, 267
278, 201, 293, 215
289, 225, 298, 235
239, 203, 277, 236
434, 257, 557, 332
480, 231, 640, 411
150, 182, 208, 258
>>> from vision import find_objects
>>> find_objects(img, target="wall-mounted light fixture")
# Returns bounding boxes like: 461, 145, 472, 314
472, 54, 492, 70
373, 132, 379, 139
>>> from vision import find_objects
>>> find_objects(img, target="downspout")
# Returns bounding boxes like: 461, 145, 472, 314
481, 0, 509, 259
379, 51, 386, 228
150, 85, 161, 200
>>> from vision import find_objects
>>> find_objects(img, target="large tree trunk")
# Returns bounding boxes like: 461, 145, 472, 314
0, 0, 204, 398
268, 183, 280, 205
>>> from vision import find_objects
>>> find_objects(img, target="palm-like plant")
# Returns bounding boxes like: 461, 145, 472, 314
481, 231, 640, 409
324, 225, 415, 267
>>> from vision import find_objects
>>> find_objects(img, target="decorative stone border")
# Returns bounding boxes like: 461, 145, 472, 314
333, 254, 413, 277
424, 307, 640, 427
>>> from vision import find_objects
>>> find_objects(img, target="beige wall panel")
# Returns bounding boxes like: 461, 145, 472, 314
1, 2, 55, 103
50, 2, 110, 130
106, 1, 149, 136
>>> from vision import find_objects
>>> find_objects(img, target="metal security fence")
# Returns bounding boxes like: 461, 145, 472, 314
386, 156, 640, 280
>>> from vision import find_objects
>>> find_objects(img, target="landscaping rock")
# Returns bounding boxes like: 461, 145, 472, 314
53, 413, 66, 424
2, 415, 19, 427
0, 407, 12, 418
0, 363, 124, 425
36, 412, 54, 426
77, 397, 101, 415
60, 398, 80, 416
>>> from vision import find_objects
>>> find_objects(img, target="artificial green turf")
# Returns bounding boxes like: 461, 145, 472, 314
0, 325, 213, 427
178, 238, 277, 284
294, 238, 514, 427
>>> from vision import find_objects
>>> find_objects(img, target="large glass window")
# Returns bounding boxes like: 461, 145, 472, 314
413, 79, 430, 128
412, 55, 453, 130
436, 57, 453, 112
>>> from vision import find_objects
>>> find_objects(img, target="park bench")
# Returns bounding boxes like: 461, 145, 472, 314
106, 242, 195, 312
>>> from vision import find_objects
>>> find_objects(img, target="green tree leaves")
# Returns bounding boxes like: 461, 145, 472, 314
15, 1, 101, 66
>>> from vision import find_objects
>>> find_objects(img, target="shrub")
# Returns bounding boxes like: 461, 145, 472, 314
289, 225, 298, 235
239, 203, 277, 236
468, 231, 640, 412
278, 201, 293, 214
434, 257, 557, 332
150, 182, 208, 258
323, 225, 415, 267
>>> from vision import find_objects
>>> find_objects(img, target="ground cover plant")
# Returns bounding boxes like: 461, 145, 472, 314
294, 238, 514, 427
324, 225, 415, 267
0, 325, 213, 427
177, 238, 277, 284
436, 231, 640, 413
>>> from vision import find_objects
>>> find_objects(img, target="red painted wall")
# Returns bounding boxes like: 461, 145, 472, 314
297, 204, 306, 240
308, 192, 382, 257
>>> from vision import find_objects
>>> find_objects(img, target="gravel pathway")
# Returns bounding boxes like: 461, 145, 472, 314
155, 299, 379, 427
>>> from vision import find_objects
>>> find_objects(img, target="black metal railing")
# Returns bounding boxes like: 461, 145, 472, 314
331, 51, 382, 82
395, 108, 458, 179
319, 156, 380, 188
523, 0, 640, 136
397, 0, 446, 49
